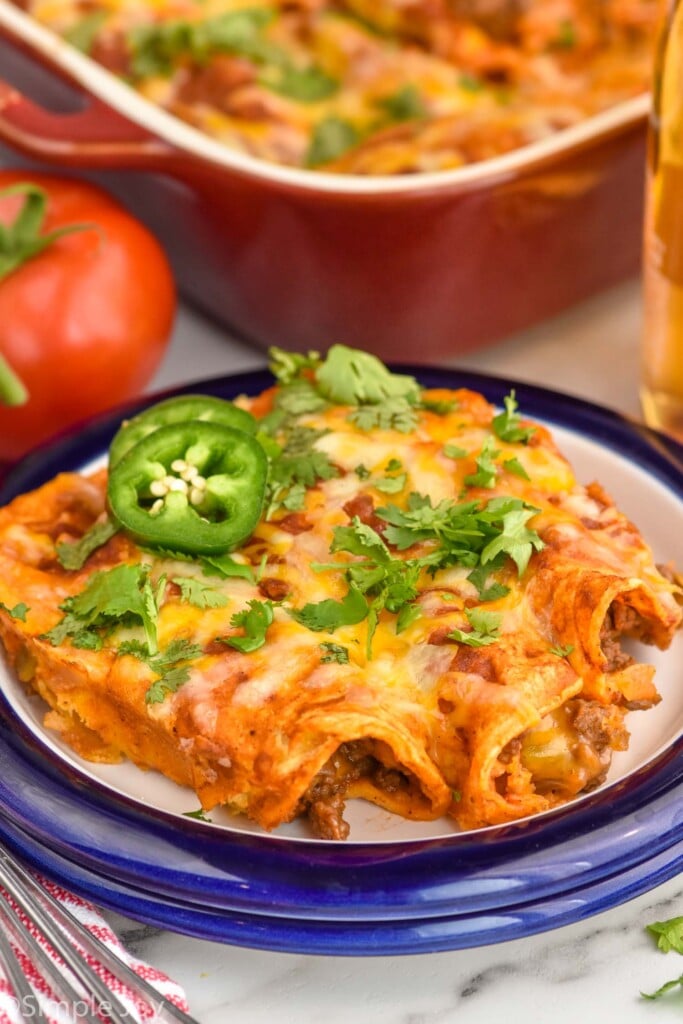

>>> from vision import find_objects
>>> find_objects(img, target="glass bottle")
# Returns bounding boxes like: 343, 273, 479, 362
642, 0, 683, 441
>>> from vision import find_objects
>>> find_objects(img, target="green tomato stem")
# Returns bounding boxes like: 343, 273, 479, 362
0, 352, 28, 406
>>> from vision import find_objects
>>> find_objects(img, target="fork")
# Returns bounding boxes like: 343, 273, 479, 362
0, 845, 202, 1024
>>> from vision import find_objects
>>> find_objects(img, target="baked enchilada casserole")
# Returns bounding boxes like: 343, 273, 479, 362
0, 347, 680, 839
12, 0, 662, 173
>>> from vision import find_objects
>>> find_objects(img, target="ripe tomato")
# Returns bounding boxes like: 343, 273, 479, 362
0, 172, 176, 461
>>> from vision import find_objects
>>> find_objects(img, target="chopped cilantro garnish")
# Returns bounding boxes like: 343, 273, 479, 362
420, 397, 458, 415
128, 8, 276, 79
42, 564, 160, 655
466, 562, 509, 602
183, 807, 213, 822
55, 519, 118, 571
290, 585, 368, 633
448, 608, 502, 647
320, 642, 350, 664
443, 444, 467, 460
396, 603, 421, 633
145, 665, 193, 705
478, 499, 544, 576
223, 600, 274, 653
492, 391, 536, 444
268, 347, 320, 385
261, 63, 338, 102
355, 464, 371, 480
200, 554, 255, 582
550, 642, 574, 658
263, 425, 339, 518
373, 472, 407, 494
119, 636, 202, 705
375, 84, 426, 122
376, 492, 543, 577
647, 918, 683, 954
464, 437, 500, 489
503, 457, 530, 480
172, 576, 229, 609
307, 117, 359, 167
641, 916, 683, 1000
349, 399, 419, 434
315, 345, 420, 408
459, 73, 483, 92
553, 19, 577, 49
314, 519, 425, 656
0, 601, 28, 622
64, 10, 108, 53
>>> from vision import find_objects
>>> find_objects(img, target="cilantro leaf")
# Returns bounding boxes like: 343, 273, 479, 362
268, 347, 320, 384
375, 84, 426, 122
315, 345, 419, 408
330, 519, 391, 563
503, 456, 530, 480
373, 472, 407, 494
550, 642, 574, 658
55, 519, 118, 571
172, 576, 229, 609
420, 397, 458, 415
153, 637, 204, 669
464, 437, 500, 489
261, 63, 338, 102
646, 918, 683, 954
396, 603, 421, 633
641, 975, 683, 1000
183, 807, 213, 822
306, 117, 359, 167
264, 425, 339, 518
492, 391, 536, 444
290, 585, 368, 633
467, 562, 509, 602
121, 636, 203, 705
117, 638, 151, 660
323, 519, 424, 656
42, 564, 160, 655
0, 601, 28, 622
320, 642, 350, 664
553, 18, 577, 49
200, 554, 255, 582
448, 608, 502, 647
479, 502, 543, 576
145, 665, 192, 705
63, 10, 108, 54
349, 398, 419, 434
272, 377, 329, 417
224, 600, 274, 653
128, 8, 276, 79
443, 444, 467, 459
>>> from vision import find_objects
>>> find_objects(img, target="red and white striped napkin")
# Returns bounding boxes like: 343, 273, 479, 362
0, 877, 190, 1024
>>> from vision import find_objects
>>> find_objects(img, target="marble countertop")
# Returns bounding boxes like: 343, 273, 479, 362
101, 278, 683, 1024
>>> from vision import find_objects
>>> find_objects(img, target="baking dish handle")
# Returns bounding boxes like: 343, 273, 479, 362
0, 78, 175, 166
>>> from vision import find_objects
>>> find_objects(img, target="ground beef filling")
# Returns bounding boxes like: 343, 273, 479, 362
600, 600, 653, 672
498, 698, 629, 801
299, 740, 413, 840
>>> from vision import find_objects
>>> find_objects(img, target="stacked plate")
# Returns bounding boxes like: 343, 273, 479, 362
0, 370, 681, 955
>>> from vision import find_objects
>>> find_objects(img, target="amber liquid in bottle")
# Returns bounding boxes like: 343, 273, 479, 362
642, 0, 683, 441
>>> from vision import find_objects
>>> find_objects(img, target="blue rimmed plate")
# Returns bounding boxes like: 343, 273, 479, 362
0, 369, 681, 954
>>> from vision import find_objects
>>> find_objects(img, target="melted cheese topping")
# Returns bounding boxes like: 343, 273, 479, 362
17, 0, 660, 174
0, 382, 679, 837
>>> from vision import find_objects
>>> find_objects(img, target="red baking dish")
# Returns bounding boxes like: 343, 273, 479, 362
0, 0, 650, 361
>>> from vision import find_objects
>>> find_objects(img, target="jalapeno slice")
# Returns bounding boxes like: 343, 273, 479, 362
109, 395, 257, 468
107, 421, 267, 555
